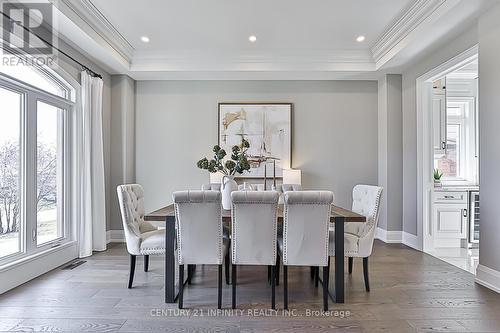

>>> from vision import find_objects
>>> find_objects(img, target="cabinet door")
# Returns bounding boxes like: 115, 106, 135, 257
432, 95, 446, 153
433, 204, 467, 239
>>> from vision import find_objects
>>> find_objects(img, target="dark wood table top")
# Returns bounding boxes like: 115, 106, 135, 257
145, 204, 366, 223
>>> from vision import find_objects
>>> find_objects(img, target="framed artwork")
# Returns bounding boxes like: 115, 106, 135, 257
218, 103, 292, 178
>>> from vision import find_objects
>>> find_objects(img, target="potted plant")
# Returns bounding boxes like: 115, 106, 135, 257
433, 168, 443, 187
197, 139, 251, 209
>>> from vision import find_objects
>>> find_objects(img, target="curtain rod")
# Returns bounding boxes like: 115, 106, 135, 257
1, 12, 103, 79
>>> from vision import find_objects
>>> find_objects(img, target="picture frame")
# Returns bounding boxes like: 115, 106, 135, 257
218, 103, 292, 178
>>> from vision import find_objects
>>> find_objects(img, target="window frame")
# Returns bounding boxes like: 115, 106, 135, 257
0, 71, 76, 267
437, 96, 477, 184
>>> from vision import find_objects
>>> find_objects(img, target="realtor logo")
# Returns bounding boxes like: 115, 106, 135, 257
2, 2, 53, 55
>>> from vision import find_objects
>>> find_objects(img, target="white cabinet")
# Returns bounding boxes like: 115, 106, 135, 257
432, 94, 446, 154
433, 190, 468, 247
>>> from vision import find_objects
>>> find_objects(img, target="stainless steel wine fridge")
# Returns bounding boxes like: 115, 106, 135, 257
468, 191, 480, 245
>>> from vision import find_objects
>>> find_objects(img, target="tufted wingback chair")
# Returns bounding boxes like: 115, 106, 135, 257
173, 190, 229, 309
117, 184, 166, 289
278, 191, 334, 310
230, 190, 279, 309
329, 184, 383, 292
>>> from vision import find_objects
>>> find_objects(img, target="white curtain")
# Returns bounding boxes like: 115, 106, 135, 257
79, 70, 106, 258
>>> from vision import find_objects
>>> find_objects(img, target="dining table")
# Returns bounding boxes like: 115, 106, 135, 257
145, 203, 366, 304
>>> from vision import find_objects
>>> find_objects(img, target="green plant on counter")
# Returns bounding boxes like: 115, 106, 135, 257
433, 168, 443, 181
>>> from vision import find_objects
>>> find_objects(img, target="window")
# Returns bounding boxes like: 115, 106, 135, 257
434, 98, 477, 183
0, 63, 75, 265
0, 87, 22, 258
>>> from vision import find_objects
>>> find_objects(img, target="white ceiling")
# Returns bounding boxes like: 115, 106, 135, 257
90, 0, 412, 52
49, 0, 497, 79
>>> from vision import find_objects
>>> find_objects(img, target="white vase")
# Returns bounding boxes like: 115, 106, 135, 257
221, 175, 237, 210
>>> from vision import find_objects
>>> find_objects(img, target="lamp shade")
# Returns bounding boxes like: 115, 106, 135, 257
209, 172, 223, 184
283, 169, 301, 185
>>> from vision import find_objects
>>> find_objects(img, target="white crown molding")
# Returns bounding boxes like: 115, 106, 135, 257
131, 49, 376, 73
54, 0, 134, 61
371, 0, 449, 69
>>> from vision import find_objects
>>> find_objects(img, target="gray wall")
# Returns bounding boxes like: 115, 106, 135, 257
401, 25, 478, 235
478, 3, 500, 273
136, 80, 378, 213
378, 74, 403, 232
110, 75, 136, 230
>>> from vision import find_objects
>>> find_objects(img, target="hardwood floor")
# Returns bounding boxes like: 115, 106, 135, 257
0, 241, 499, 332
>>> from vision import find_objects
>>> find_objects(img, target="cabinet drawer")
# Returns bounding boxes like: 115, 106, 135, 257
434, 191, 467, 204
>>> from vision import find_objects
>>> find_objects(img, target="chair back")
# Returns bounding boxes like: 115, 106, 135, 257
351, 185, 383, 237
201, 183, 221, 191
282, 191, 333, 267
231, 191, 279, 265
116, 184, 146, 255
173, 190, 223, 265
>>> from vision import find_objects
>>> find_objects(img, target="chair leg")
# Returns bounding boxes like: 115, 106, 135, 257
271, 265, 276, 310
314, 267, 319, 288
187, 264, 194, 285
218, 264, 223, 309
348, 257, 353, 274
178, 265, 184, 309
225, 250, 230, 285
310, 266, 315, 280
232, 265, 237, 309
268, 265, 271, 284
144, 255, 149, 272
276, 251, 280, 286
284, 266, 288, 310
128, 255, 136, 289
363, 257, 370, 292
323, 258, 330, 311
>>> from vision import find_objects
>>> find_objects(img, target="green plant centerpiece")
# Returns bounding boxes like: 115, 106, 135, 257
197, 139, 251, 209
197, 138, 251, 176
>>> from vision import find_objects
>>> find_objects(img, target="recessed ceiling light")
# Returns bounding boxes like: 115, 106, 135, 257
248, 35, 257, 43
141, 36, 150, 43
356, 35, 366, 42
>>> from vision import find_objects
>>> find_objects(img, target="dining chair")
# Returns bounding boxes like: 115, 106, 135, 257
117, 184, 166, 289
230, 190, 279, 309
173, 190, 229, 309
278, 191, 334, 311
329, 184, 383, 292
201, 184, 231, 285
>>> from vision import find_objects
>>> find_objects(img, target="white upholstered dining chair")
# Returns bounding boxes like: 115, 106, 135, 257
116, 184, 166, 289
329, 184, 383, 292
278, 191, 334, 311
230, 190, 280, 309
173, 190, 229, 309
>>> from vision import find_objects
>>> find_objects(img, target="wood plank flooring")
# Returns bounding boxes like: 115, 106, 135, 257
0, 241, 499, 332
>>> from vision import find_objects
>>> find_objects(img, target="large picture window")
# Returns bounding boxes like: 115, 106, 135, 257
0, 64, 74, 266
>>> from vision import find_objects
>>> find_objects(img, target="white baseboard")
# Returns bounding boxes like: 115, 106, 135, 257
476, 264, 500, 293
106, 230, 125, 243
375, 227, 402, 243
402, 232, 422, 251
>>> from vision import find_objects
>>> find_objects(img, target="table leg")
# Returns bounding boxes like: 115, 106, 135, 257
165, 215, 176, 303
334, 216, 345, 303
